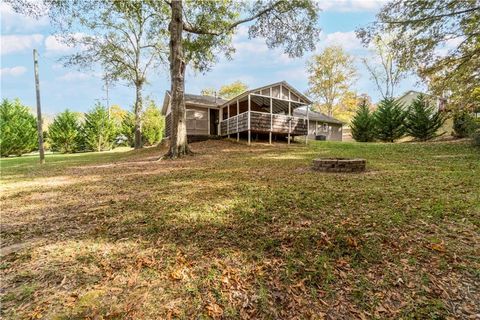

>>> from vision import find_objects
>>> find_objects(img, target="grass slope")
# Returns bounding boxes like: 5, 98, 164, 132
1, 140, 479, 319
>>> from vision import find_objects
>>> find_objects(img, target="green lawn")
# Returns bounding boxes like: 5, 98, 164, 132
1, 140, 479, 319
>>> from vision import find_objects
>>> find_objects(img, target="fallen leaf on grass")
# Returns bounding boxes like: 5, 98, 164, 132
206, 302, 223, 319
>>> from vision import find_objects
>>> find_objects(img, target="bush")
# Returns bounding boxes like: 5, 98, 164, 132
405, 94, 446, 141
452, 110, 476, 138
142, 101, 164, 146
0, 98, 38, 157
48, 110, 83, 153
350, 99, 376, 142
374, 98, 407, 142
83, 103, 116, 152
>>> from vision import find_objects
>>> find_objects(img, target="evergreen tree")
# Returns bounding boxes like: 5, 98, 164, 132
452, 110, 476, 138
0, 98, 38, 157
350, 99, 376, 142
83, 103, 116, 152
142, 101, 164, 146
120, 111, 136, 147
405, 95, 445, 141
48, 110, 83, 153
374, 98, 406, 142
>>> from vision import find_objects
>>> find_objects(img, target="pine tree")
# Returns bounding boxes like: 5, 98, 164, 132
120, 112, 136, 147
452, 110, 476, 138
405, 95, 445, 141
83, 103, 116, 152
350, 99, 376, 142
374, 98, 407, 142
48, 110, 83, 153
0, 98, 38, 157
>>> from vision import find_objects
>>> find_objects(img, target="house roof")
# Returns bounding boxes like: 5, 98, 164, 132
161, 91, 227, 114
221, 81, 312, 106
396, 90, 446, 104
293, 107, 344, 125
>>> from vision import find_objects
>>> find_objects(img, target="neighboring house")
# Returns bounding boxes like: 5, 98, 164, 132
162, 81, 343, 143
396, 90, 447, 111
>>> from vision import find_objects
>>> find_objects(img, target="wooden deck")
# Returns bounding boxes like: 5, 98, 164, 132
219, 111, 307, 136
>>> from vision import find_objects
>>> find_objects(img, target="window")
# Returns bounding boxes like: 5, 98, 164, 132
323, 123, 329, 132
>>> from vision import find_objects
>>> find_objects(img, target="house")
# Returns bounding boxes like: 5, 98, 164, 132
161, 81, 343, 143
396, 90, 447, 111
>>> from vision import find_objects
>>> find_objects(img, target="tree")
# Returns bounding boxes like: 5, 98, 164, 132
405, 95, 446, 141
201, 81, 249, 100
142, 100, 164, 146
8, 0, 168, 149
83, 103, 116, 152
165, 0, 320, 158
48, 109, 83, 153
360, 34, 410, 99
452, 110, 476, 138
350, 98, 376, 142
0, 98, 37, 157
120, 112, 136, 147
307, 46, 357, 117
334, 91, 363, 123
357, 0, 480, 109
374, 98, 407, 142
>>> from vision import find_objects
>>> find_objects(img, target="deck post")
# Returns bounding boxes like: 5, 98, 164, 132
236, 99, 240, 141
219, 106, 223, 136
248, 94, 251, 145
227, 104, 230, 139
288, 100, 291, 145
305, 105, 309, 144
269, 88, 273, 145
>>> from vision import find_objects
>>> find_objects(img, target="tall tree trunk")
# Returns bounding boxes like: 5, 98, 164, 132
165, 0, 190, 158
134, 82, 143, 149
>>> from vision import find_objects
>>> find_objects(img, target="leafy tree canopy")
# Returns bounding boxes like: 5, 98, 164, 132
201, 81, 249, 100
307, 46, 357, 117
357, 0, 480, 109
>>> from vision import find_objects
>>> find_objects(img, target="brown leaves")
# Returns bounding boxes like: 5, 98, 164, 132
205, 302, 223, 319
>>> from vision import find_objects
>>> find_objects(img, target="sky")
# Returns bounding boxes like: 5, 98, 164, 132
0, 0, 425, 116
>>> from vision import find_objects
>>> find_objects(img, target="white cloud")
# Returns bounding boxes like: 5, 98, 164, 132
0, 3, 49, 33
323, 31, 364, 51
0, 66, 27, 77
319, 0, 386, 12
45, 35, 73, 54
56, 71, 97, 81
0, 34, 44, 55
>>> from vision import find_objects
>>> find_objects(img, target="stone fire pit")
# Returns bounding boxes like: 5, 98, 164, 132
313, 158, 366, 173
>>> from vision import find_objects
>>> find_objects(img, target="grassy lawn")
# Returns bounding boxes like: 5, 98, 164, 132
1, 140, 479, 319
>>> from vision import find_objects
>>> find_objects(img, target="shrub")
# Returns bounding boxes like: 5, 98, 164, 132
350, 99, 376, 142
452, 110, 476, 138
0, 98, 38, 157
83, 103, 116, 152
142, 101, 164, 146
374, 98, 407, 142
48, 110, 83, 153
405, 94, 446, 141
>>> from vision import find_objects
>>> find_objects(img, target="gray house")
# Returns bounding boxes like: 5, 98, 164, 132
162, 81, 343, 143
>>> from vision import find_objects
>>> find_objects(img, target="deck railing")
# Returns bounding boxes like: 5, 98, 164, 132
219, 111, 307, 136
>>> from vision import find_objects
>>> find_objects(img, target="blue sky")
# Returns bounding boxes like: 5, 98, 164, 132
1, 1, 424, 115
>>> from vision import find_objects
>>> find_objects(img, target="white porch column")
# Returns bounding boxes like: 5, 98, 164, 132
248, 94, 251, 145
288, 100, 291, 145
236, 99, 240, 141
269, 88, 273, 144
305, 105, 309, 144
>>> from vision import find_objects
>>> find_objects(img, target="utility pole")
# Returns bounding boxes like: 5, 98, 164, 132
104, 75, 110, 118
33, 49, 45, 164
